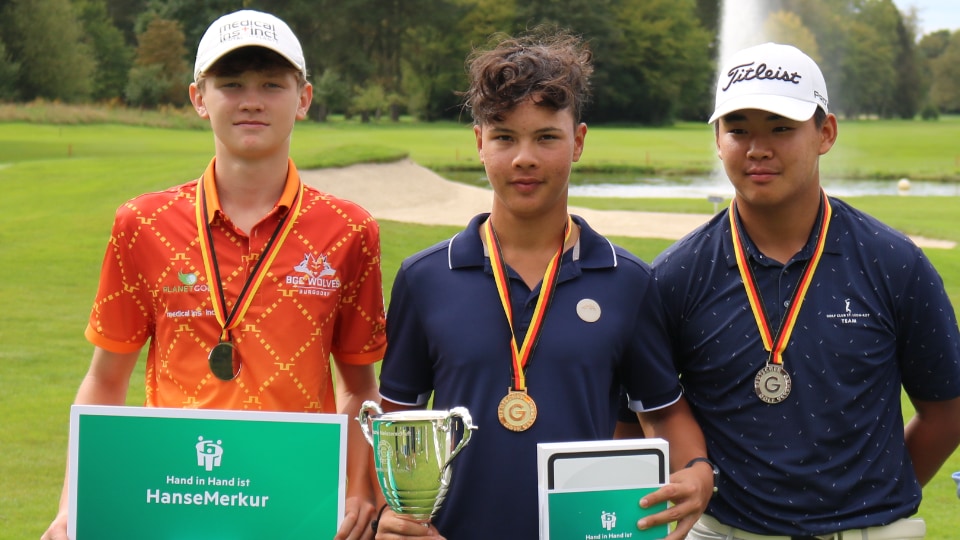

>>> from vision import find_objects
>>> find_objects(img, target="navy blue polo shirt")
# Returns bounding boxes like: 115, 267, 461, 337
653, 197, 960, 536
380, 213, 679, 540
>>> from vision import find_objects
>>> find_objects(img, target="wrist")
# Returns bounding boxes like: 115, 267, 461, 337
684, 456, 719, 495
370, 503, 390, 533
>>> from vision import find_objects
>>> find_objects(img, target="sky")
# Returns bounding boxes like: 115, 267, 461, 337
892, 0, 960, 35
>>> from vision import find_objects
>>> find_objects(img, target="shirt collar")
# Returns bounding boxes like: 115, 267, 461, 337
199, 157, 301, 225
448, 213, 619, 272
721, 196, 843, 268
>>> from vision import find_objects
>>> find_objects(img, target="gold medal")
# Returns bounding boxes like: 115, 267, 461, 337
754, 363, 792, 404
483, 217, 572, 432
497, 389, 537, 431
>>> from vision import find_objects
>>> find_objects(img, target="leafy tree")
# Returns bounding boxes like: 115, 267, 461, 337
455, 0, 516, 48
2, 0, 95, 102
312, 69, 351, 121
930, 31, 960, 113
890, 12, 923, 118
596, 0, 713, 123
782, 0, 852, 113
351, 83, 386, 122
132, 16, 189, 106
103, 0, 150, 44
78, 0, 135, 102
125, 63, 170, 107
402, 2, 474, 121
764, 10, 820, 60
0, 39, 20, 100
918, 30, 951, 59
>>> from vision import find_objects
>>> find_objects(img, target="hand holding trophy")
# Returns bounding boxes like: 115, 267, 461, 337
357, 401, 477, 523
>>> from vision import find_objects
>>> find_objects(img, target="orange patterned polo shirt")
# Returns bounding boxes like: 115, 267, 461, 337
85, 158, 386, 412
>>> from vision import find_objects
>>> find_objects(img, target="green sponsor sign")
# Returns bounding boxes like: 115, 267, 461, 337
68, 405, 345, 540
538, 439, 670, 539
547, 487, 668, 539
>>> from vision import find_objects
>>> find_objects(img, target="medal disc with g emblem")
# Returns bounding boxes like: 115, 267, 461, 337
754, 364, 792, 404
497, 390, 537, 431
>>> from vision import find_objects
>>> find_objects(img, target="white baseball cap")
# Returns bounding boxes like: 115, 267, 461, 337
194, 10, 306, 81
709, 42, 828, 123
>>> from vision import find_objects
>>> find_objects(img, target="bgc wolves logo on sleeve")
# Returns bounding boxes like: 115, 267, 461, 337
285, 253, 341, 297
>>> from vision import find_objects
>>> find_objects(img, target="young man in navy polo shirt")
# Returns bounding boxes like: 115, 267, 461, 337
654, 42, 960, 539
372, 28, 715, 539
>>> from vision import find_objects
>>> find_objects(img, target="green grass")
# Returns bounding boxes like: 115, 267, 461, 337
1, 121, 959, 538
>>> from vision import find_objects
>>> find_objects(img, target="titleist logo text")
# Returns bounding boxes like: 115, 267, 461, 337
721, 61, 802, 91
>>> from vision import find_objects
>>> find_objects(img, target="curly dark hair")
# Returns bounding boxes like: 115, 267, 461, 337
461, 26, 593, 125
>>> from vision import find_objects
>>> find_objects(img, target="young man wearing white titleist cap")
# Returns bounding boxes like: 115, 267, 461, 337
43, 10, 385, 540
653, 42, 960, 539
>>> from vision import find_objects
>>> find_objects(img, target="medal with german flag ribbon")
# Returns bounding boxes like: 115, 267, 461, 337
195, 164, 303, 381
482, 215, 573, 431
729, 191, 832, 404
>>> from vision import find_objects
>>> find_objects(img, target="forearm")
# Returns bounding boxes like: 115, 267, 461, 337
638, 398, 708, 471
334, 362, 381, 501
905, 397, 960, 486
74, 348, 139, 405
44, 348, 139, 539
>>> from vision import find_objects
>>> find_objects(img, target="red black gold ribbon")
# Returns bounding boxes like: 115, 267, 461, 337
729, 191, 832, 365
195, 169, 303, 343
481, 215, 573, 391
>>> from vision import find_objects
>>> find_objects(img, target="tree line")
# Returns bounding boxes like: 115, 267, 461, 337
2, 0, 959, 124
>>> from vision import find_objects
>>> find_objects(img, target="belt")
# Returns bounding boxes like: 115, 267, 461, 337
698, 514, 926, 540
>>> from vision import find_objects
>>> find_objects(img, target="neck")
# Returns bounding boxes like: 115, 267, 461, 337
213, 154, 290, 233
485, 211, 576, 289
735, 190, 822, 264
488, 211, 573, 251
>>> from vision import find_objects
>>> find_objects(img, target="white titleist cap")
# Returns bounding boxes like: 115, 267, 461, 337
709, 42, 828, 123
194, 10, 306, 81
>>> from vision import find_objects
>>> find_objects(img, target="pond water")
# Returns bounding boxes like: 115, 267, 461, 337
442, 171, 960, 198
567, 175, 960, 198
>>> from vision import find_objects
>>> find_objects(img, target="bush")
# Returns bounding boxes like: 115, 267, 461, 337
921, 104, 940, 121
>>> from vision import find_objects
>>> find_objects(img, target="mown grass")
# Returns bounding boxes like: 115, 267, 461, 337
1, 118, 958, 539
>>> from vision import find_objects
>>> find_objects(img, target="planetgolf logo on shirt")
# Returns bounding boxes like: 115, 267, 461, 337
285, 253, 341, 296
825, 297, 872, 325
178, 271, 199, 286
163, 268, 211, 294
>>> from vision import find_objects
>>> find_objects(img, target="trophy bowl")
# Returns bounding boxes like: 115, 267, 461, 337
358, 401, 477, 522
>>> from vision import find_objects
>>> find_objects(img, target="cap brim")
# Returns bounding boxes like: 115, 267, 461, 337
194, 43, 305, 81
708, 95, 818, 124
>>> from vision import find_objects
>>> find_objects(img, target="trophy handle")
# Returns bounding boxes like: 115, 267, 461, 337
357, 400, 383, 447
444, 406, 477, 466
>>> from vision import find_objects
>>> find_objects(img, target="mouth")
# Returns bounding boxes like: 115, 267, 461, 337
745, 168, 778, 181
510, 177, 543, 193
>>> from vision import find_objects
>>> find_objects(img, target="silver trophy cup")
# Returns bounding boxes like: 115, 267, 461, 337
357, 401, 476, 522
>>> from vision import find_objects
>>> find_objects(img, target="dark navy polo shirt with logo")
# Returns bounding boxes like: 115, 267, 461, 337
653, 196, 960, 536
380, 213, 679, 540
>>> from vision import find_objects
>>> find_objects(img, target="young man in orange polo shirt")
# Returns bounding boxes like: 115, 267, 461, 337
43, 10, 385, 540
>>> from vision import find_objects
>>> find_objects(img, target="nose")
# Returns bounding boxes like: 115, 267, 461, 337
512, 139, 539, 169
746, 135, 773, 160
239, 88, 265, 112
